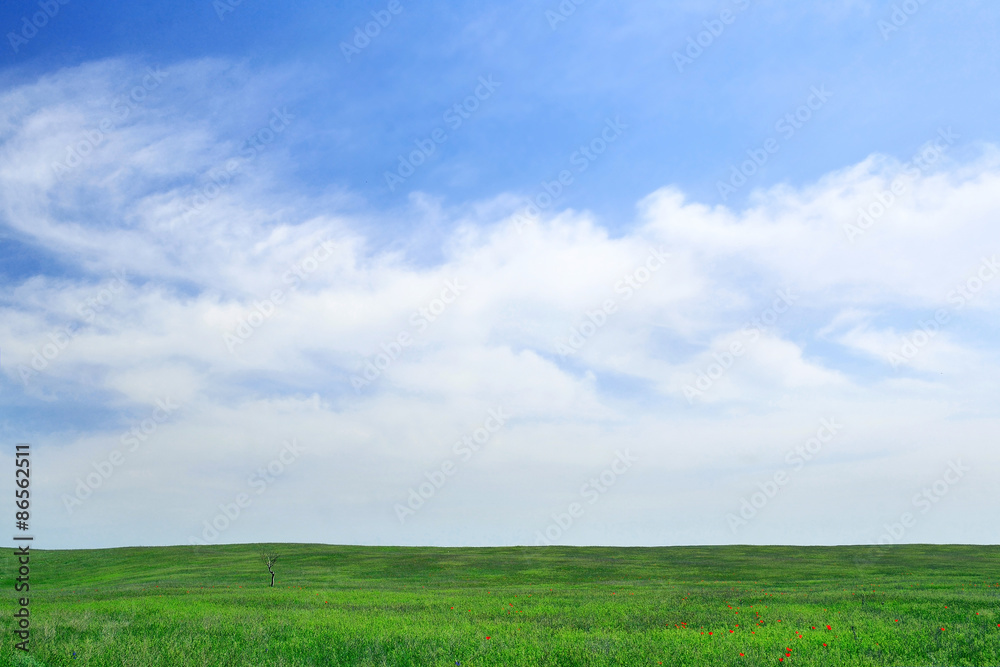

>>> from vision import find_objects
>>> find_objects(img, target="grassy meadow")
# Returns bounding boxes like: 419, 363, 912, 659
1, 544, 998, 666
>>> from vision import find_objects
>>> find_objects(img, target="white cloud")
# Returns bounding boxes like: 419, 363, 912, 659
1, 58, 998, 548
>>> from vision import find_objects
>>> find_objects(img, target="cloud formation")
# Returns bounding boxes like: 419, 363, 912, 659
1, 58, 997, 549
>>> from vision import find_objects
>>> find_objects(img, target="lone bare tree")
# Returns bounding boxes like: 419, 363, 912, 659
260, 549, 279, 587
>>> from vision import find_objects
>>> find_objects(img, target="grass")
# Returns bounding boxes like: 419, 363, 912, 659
1, 544, 998, 666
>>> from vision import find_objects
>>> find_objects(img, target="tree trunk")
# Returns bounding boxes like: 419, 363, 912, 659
270, 570, 275, 587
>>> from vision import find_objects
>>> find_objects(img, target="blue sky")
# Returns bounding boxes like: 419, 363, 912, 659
1, 0, 998, 549
5, 1, 998, 224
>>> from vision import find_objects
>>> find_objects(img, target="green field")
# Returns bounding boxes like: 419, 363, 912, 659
2, 544, 998, 666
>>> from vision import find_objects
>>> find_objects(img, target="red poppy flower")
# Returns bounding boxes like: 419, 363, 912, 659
826, 625, 831, 630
